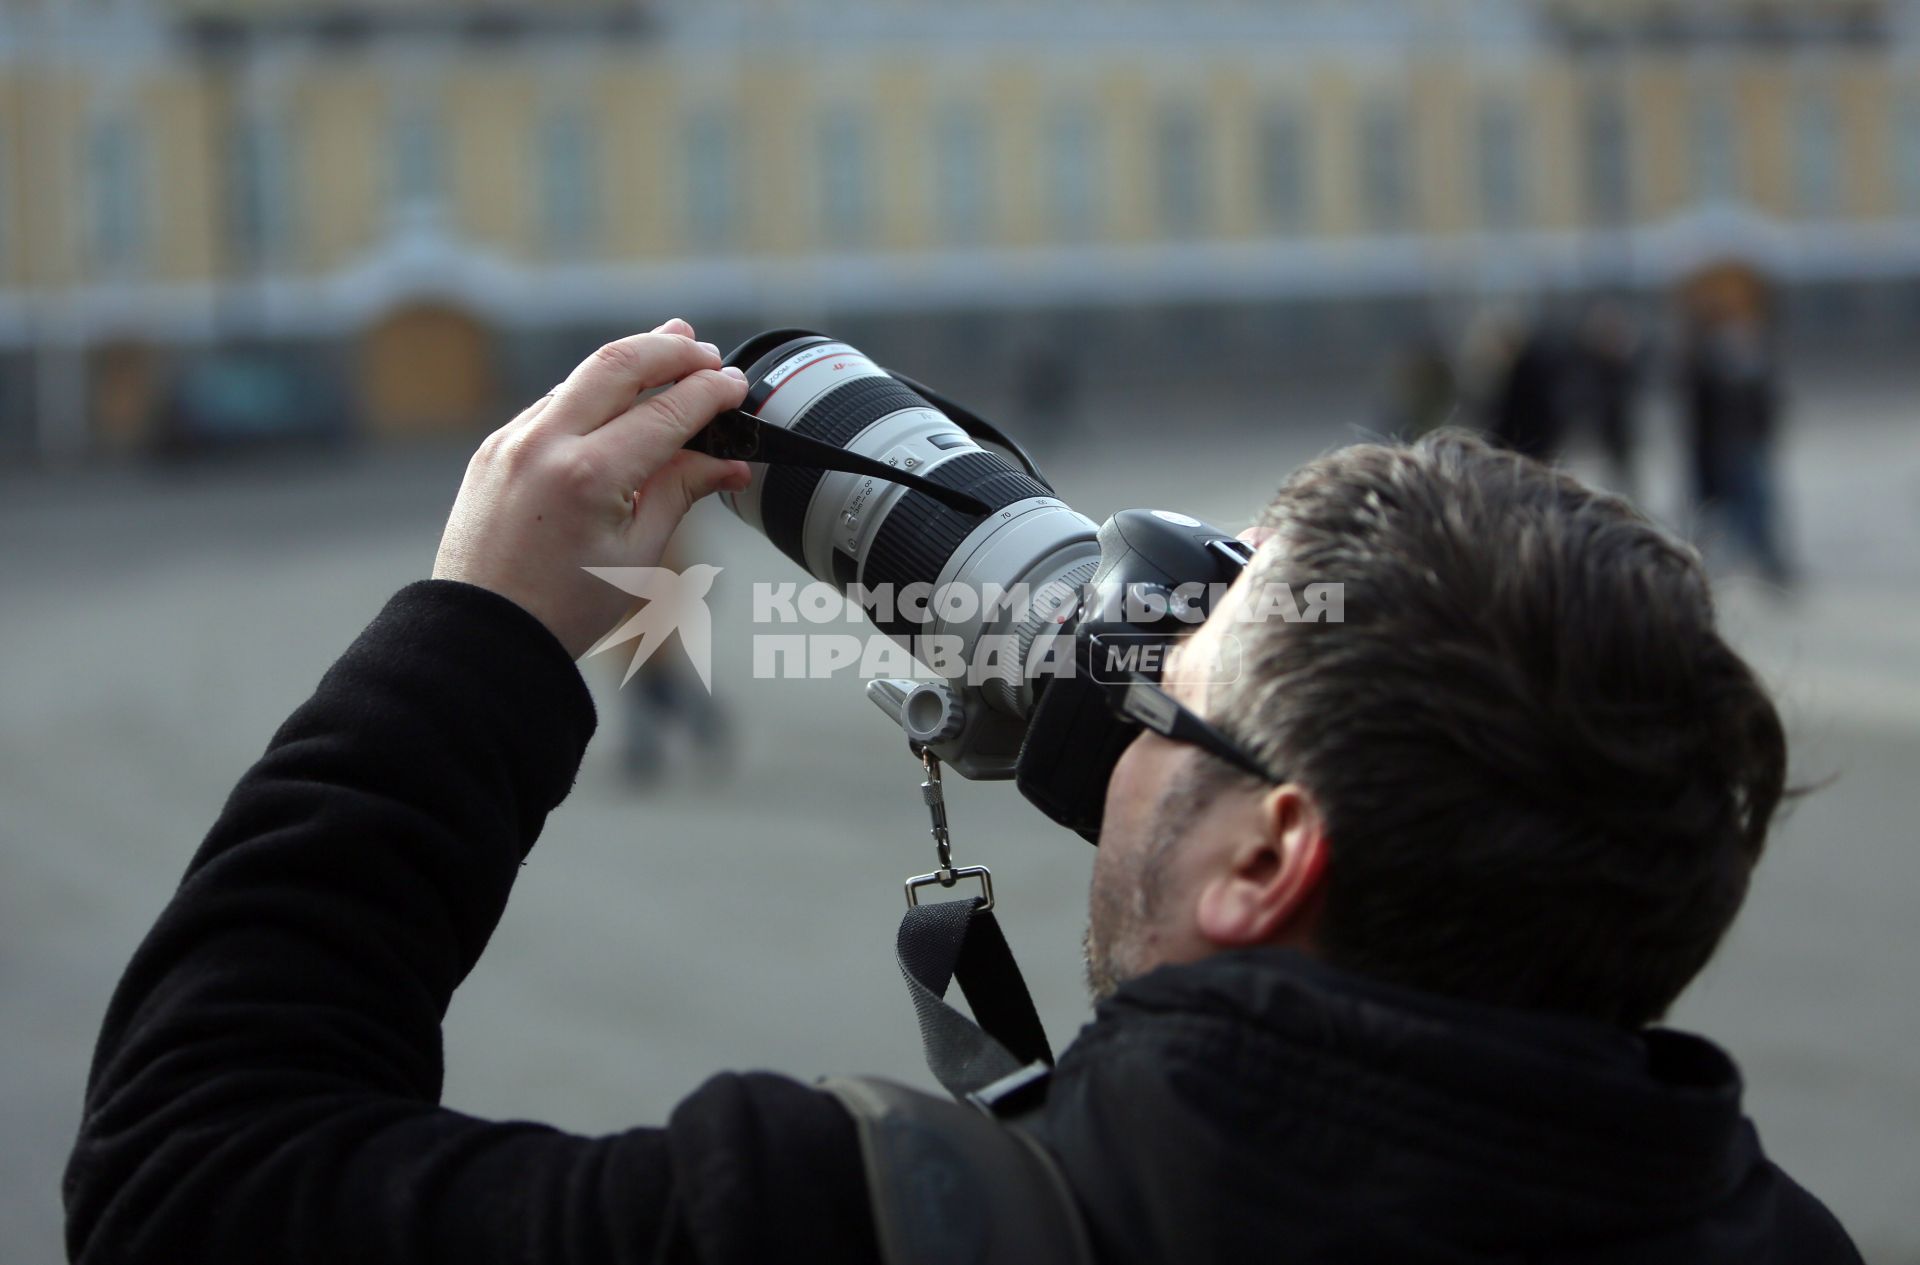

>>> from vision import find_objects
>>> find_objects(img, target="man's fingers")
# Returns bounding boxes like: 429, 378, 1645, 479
596, 365, 749, 476
654, 318, 722, 363
513, 316, 706, 440
631, 451, 753, 545
539, 330, 723, 436
477, 391, 555, 447
510, 392, 555, 427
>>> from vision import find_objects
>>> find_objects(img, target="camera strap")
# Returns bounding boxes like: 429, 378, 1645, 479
688, 407, 995, 516
894, 748, 1055, 1104
896, 897, 1054, 1104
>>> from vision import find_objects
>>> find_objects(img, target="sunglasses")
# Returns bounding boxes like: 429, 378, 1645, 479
1084, 631, 1283, 785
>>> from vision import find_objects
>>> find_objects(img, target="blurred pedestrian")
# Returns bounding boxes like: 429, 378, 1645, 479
1455, 306, 1519, 432
1380, 332, 1459, 440
1017, 341, 1081, 455
1574, 299, 1642, 499
1681, 291, 1793, 587
614, 529, 732, 785
1490, 321, 1571, 462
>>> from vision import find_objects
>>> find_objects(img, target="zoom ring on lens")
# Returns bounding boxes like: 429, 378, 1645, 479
860, 451, 1056, 641
760, 375, 933, 570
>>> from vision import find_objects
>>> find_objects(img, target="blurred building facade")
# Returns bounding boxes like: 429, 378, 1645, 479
3, 0, 1920, 458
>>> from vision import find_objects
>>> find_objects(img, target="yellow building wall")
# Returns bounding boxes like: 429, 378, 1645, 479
147, 72, 221, 284
738, 55, 808, 257
294, 67, 384, 272
1837, 56, 1891, 219
448, 61, 536, 258
871, 62, 929, 254
9, 72, 88, 288
6, 36, 1920, 302
1629, 58, 1692, 221
1207, 61, 1257, 240
597, 53, 676, 262
1526, 61, 1581, 231
1413, 58, 1472, 236
1099, 61, 1152, 245
1736, 58, 1792, 216
0, 73, 22, 289
990, 62, 1043, 249
1306, 65, 1354, 237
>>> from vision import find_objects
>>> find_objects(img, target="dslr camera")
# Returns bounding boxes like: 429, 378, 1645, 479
692, 330, 1256, 843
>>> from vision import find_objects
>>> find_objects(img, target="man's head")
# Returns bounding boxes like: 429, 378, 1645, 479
1087, 430, 1787, 1028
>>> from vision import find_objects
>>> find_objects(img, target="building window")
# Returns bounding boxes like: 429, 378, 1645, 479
1898, 91, 1920, 216
1477, 98, 1527, 229
1581, 87, 1630, 225
233, 113, 295, 269
87, 116, 144, 275
1794, 86, 1842, 219
818, 107, 870, 249
685, 108, 737, 251
540, 109, 597, 255
1257, 104, 1309, 234
1359, 98, 1410, 233
392, 94, 441, 209
1046, 104, 1100, 241
1692, 79, 1740, 204
0, 129, 11, 280
1156, 103, 1205, 237
932, 106, 990, 247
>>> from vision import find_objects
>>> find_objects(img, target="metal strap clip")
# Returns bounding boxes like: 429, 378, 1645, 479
903, 746, 995, 911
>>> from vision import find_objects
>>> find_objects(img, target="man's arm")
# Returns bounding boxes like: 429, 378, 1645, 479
64, 324, 881, 1265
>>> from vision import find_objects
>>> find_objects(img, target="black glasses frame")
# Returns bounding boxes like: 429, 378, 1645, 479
1084, 632, 1282, 784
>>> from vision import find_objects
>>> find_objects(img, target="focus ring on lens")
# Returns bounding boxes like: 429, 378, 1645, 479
761, 376, 932, 571
861, 452, 1055, 641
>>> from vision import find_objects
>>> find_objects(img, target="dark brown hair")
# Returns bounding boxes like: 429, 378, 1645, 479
1213, 430, 1787, 1027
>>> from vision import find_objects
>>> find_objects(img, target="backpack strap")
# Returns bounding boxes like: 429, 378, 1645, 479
821, 1075, 1095, 1265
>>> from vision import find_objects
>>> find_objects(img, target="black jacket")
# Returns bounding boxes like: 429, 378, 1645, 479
66, 581, 1859, 1265
1040, 953, 1858, 1264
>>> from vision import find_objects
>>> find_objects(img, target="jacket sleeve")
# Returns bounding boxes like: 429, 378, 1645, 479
62, 580, 878, 1265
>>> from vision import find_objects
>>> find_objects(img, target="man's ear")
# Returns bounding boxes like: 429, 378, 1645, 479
1193, 785, 1328, 948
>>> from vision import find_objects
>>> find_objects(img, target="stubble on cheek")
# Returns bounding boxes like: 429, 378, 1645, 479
1081, 923, 1112, 1002
1083, 761, 1206, 1003
1082, 833, 1167, 1003
1083, 853, 1120, 1002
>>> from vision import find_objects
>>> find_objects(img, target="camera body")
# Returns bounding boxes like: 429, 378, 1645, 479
712, 330, 1253, 843
1011, 509, 1254, 841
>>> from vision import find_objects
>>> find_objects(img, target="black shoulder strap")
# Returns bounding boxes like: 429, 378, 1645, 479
687, 407, 995, 516
895, 897, 1054, 1101
821, 1075, 1095, 1265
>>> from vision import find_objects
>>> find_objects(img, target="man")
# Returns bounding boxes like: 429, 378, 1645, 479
1489, 318, 1570, 462
1683, 304, 1794, 586
66, 321, 1858, 1264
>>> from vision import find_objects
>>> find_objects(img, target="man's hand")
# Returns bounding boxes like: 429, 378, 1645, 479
433, 318, 752, 658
